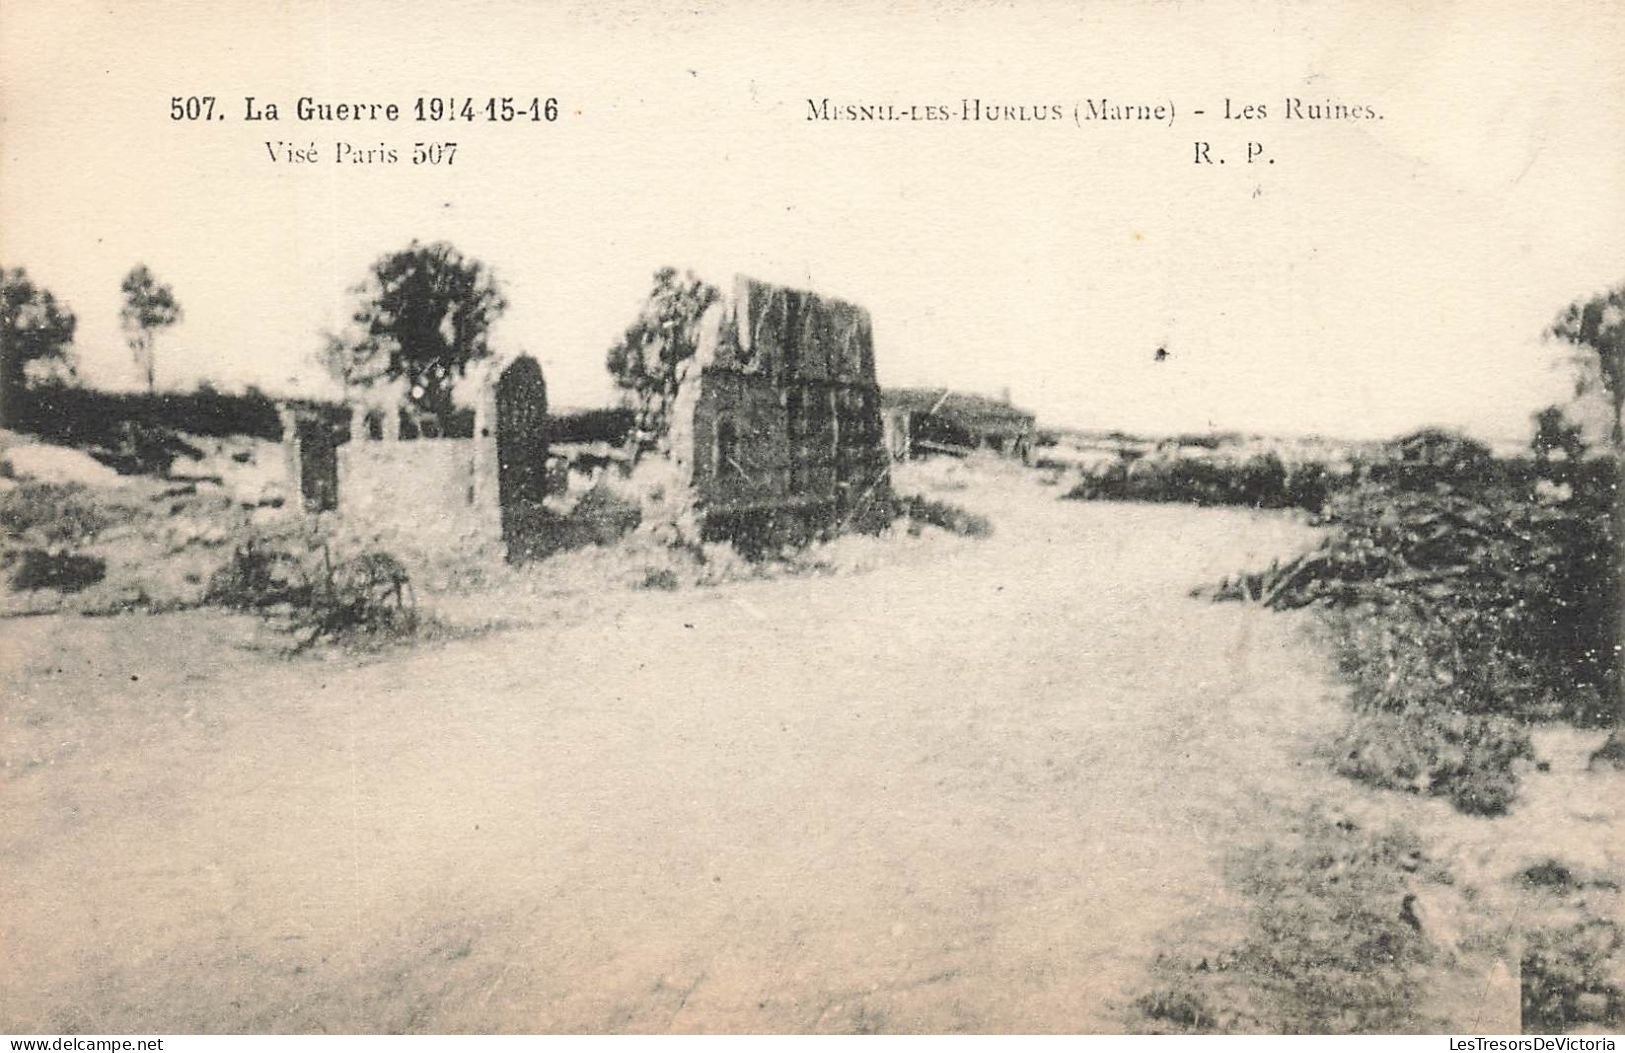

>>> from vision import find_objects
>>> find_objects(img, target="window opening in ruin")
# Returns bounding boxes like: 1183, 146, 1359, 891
714, 418, 739, 478
400, 407, 444, 440
786, 388, 805, 440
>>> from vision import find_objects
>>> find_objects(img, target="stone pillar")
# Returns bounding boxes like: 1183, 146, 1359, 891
471, 372, 501, 525
278, 404, 304, 506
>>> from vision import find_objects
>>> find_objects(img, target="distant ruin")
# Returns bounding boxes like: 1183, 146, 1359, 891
881, 388, 1036, 461
668, 275, 891, 537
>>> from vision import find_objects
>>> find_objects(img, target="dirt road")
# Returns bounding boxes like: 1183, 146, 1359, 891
2, 472, 1336, 1032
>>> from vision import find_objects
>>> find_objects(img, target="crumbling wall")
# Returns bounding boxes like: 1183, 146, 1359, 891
337, 440, 491, 540
676, 370, 791, 507
284, 353, 550, 555
278, 405, 340, 512
670, 275, 890, 534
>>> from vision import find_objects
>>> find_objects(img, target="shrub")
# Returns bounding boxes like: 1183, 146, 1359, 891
205, 539, 303, 609
1211, 449, 1618, 814
1065, 450, 1321, 510
206, 535, 419, 649
512, 482, 644, 561
1519, 860, 1584, 894
1135, 987, 1216, 1032
638, 566, 680, 591
894, 494, 993, 537
1, 483, 115, 595
1229, 814, 1432, 1032
90, 420, 202, 476
1284, 461, 1331, 512
1522, 922, 1623, 1033
1306, 469, 1619, 723
1131, 812, 1435, 1033
0, 481, 114, 544
6, 548, 106, 592
1229, 452, 1289, 506
1065, 460, 1130, 501
288, 548, 417, 648
1330, 707, 1532, 816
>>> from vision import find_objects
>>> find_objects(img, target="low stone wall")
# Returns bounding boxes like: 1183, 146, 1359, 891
337, 440, 491, 540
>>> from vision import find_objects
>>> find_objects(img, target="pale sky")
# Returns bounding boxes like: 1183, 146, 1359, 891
3, 0, 1621, 441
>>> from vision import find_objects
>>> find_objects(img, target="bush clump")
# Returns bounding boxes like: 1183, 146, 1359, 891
637, 566, 681, 591
288, 548, 417, 648
1, 481, 116, 595
207, 534, 419, 649
1209, 426, 1619, 814
1231, 816, 1432, 1032
1282, 464, 1618, 725
1066, 450, 1328, 511
90, 420, 202, 476
1131, 812, 1437, 1033
5, 548, 106, 592
0, 481, 114, 544
1135, 987, 1217, 1032
1522, 922, 1623, 1033
894, 494, 993, 537
1329, 706, 1532, 816
205, 539, 304, 610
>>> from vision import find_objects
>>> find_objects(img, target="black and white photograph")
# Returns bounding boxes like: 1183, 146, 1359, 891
1, 0, 1622, 1039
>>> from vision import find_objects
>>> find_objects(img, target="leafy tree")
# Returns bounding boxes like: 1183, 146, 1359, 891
605, 267, 720, 442
119, 264, 182, 392
1, 267, 77, 425
1549, 282, 1624, 448
1531, 406, 1587, 479
1546, 281, 1625, 766
322, 240, 507, 420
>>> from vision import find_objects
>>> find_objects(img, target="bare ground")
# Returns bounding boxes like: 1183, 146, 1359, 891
3, 467, 1601, 1033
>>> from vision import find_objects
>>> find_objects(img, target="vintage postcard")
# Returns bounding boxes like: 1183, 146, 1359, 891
1, 0, 1621, 1038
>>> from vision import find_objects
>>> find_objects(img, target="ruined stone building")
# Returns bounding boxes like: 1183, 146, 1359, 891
280, 353, 549, 553
278, 276, 893, 556
668, 275, 891, 535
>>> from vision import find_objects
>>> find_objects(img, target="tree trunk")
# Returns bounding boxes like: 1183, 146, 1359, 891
0, 356, 26, 429
131, 334, 154, 393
